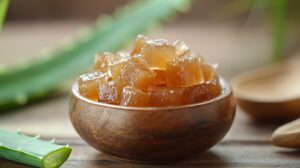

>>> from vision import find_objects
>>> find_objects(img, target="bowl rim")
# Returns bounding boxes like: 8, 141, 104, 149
72, 76, 232, 111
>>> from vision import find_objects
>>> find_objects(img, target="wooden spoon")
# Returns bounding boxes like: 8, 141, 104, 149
232, 56, 300, 122
272, 118, 300, 148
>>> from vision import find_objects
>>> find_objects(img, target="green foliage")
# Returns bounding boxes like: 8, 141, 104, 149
0, 129, 71, 168
0, 0, 190, 111
217, 0, 287, 62
0, 0, 9, 31
271, 0, 286, 62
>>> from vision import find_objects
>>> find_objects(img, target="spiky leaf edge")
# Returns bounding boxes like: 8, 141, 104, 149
0, 130, 72, 168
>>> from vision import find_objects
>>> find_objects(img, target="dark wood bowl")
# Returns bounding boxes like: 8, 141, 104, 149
69, 77, 236, 163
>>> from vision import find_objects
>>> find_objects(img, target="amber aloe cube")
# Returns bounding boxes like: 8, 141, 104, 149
131, 35, 147, 55
166, 57, 204, 87
108, 52, 130, 79
91, 36, 222, 107
94, 52, 130, 74
206, 79, 222, 97
98, 79, 125, 104
78, 72, 108, 100
120, 86, 150, 106
141, 39, 176, 70
94, 52, 113, 72
183, 80, 221, 104
203, 63, 217, 81
174, 40, 191, 60
121, 58, 154, 91
153, 70, 167, 86
149, 86, 184, 106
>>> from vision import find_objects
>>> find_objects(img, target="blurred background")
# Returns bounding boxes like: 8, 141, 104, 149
4, 0, 300, 76
0, 0, 299, 137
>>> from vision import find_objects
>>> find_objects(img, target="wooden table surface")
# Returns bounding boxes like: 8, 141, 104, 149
1, 22, 299, 167
1, 114, 300, 168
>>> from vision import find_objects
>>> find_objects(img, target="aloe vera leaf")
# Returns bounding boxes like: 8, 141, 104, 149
0, 0, 190, 111
271, 0, 286, 62
0, 129, 71, 168
0, 0, 9, 31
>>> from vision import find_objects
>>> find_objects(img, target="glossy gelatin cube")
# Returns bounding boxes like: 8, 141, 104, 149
98, 79, 125, 104
183, 80, 221, 104
174, 40, 191, 60
108, 60, 126, 80
78, 72, 108, 100
120, 87, 150, 106
121, 58, 154, 91
183, 85, 211, 103
153, 70, 167, 86
95, 52, 129, 74
149, 87, 184, 106
94, 52, 112, 72
166, 57, 204, 87
206, 79, 222, 97
131, 35, 147, 55
108, 53, 130, 79
203, 63, 217, 81
141, 39, 176, 70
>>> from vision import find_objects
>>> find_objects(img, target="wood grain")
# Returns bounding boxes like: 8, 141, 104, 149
69, 78, 235, 163
1, 138, 300, 168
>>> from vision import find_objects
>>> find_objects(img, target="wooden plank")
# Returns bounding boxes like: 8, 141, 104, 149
1, 138, 300, 168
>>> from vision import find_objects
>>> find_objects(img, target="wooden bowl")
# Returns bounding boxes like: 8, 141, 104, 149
69, 77, 236, 163
232, 57, 300, 123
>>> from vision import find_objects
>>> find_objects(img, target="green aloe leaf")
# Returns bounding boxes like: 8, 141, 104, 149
0, 0, 190, 111
0, 0, 9, 31
0, 129, 71, 168
271, 0, 286, 62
